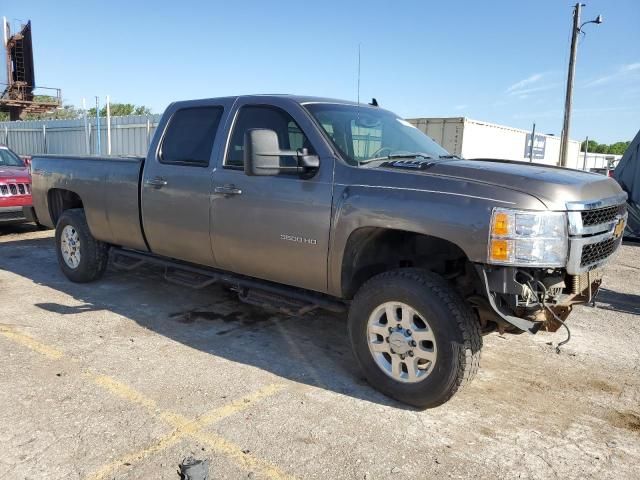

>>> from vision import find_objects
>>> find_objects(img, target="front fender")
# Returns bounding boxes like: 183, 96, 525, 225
327, 183, 546, 297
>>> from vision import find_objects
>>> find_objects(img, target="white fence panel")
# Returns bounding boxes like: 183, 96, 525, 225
0, 114, 161, 156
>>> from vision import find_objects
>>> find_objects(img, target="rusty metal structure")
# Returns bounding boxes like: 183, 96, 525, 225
1, 18, 60, 120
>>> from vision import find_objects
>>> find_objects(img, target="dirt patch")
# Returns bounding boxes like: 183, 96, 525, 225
607, 410, 640, 432
168, 306, 276, 336
588, 378, 622, 394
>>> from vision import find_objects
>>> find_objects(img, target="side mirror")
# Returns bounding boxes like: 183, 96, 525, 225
244, 128, 319, 176
244, 129, 281, 176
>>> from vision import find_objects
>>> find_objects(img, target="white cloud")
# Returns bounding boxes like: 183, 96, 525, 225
505, 73, 559, 99
509, 83, 561, 97
584, 62, 640, 87
585, 74, 616, 87
506, 73, 544, 93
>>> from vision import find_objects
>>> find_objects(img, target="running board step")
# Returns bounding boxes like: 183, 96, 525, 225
164, 267, 217, 289
236, 288, 318, 316
109, 248, 347, 314
111, 254, 145, 271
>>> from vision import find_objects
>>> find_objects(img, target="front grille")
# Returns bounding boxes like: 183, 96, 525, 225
581, 205, 623, 227
0, 183, 30, 197
580, 237, 619, 267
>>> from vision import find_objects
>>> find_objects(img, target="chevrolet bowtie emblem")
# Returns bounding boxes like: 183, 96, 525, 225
613, 218, 625, 239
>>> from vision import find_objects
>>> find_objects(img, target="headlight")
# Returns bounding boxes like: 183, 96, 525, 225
488, 208, 568, 267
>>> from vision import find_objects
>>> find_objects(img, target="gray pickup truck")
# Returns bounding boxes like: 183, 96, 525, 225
29, 95, 627, 408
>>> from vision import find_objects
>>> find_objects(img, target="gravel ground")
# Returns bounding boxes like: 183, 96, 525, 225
1, 224, 639, 480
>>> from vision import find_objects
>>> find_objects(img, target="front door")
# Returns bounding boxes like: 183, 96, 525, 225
210, 101, 334, 293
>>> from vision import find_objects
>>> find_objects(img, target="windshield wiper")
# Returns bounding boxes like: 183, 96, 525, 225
359, 152, 434, 165
439, 154, 460, 159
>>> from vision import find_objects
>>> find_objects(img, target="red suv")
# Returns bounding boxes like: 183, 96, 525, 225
0, 145, 32, 224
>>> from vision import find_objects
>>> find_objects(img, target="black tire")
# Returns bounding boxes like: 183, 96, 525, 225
55, 209, 109, 283
348, 268, 482, 408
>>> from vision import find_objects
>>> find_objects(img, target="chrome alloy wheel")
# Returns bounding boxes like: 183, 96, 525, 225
367, 302, 437, 383
60, 225, 81, 269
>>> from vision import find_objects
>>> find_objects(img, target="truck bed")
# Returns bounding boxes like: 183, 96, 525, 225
30, 155, 148, 251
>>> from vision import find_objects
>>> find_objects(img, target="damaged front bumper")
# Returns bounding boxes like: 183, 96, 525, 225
474, 195, 627, 334
473, 265, 605, 334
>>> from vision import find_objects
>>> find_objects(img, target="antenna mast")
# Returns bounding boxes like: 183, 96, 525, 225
357, 44, 361, 104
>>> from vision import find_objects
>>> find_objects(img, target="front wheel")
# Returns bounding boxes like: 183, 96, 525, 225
348, 268, 482, 408
55, 209, 109, 283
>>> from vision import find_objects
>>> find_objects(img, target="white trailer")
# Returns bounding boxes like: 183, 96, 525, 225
407, 117, 585, 169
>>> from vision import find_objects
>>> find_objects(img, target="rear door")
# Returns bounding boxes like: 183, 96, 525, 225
141, 101, 231, 266
210, 99, 335, 293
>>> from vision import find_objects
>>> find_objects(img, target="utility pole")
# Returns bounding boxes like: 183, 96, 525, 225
357, 43, 361, 105
559, 3, 581, 167
559, 4, 602, 167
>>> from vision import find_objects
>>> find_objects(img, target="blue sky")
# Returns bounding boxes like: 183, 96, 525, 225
4, 0, 639, 143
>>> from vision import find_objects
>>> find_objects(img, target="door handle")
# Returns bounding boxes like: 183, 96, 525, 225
214, 184, 242, 196
145, 177, 168, 189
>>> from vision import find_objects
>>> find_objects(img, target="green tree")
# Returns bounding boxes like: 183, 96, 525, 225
580, 139, 599, 152
580, 139, 632, 155
87, 103, 152, 117
607, 141, 631, 155
1, 99, 152, 121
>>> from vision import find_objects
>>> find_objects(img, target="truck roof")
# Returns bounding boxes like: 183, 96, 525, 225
170, 94, 378, 109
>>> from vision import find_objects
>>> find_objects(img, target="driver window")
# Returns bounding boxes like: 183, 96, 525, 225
226, 106, 313, 170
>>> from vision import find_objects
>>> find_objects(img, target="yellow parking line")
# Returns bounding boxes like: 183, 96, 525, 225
191, 430, 295, 480
86, 379, 287, 480
193, 383, 283, 427
1, 326, 294, 480
0, 327, 64, 360
85, 429, 185, 480
91, 374, 163, 415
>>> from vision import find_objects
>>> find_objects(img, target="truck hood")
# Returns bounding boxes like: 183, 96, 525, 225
0, 165, 30, 181
420, 159, 625, 210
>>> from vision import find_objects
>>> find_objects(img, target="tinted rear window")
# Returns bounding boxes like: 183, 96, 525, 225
160, 107, 223, 166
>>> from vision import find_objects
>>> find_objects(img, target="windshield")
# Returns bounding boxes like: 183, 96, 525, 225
0, 148, 24, 167
304, 103, 451, 166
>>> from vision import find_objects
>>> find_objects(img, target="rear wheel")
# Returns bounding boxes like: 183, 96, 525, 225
348, 268, 482, 408
55, 209, 109, 283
